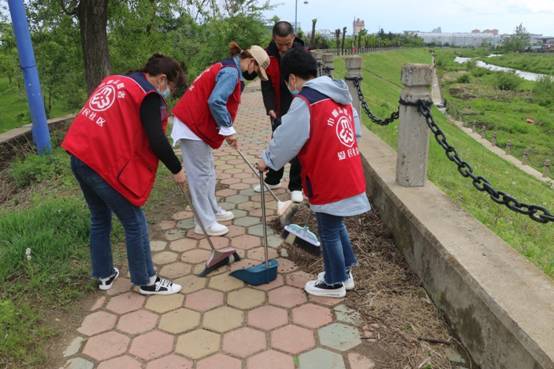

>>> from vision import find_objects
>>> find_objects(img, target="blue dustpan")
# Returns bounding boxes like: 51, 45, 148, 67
230, 259, 279, 286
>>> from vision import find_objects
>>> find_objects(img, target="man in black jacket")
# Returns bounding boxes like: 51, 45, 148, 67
255, 21, 305, 203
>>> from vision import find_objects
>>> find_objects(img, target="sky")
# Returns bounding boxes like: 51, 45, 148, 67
264, 0, 554, 36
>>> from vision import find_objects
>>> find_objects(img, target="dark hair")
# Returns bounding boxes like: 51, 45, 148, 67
229, 41, 254, 59
272, 21, 294, 37
281, 48, 317, 80
142, 53, 187, 89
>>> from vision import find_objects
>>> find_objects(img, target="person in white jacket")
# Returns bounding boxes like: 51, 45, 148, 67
257, 48, 371, 298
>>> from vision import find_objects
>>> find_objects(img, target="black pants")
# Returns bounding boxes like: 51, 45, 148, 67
265, 118, 302, 191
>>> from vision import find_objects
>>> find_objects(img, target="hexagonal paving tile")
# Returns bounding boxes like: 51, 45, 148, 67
177, 218, 195, 230
348, 352, 376, 369
89, 296, 106, 311
230, 235, 261, 250
198, 237, 230, 250
176, 329, 221, 360
271, 324, 315, 354
208, 273, 245, 291
117, 309, 159, 335
77, 311, 117, 336
247, 246, 279, 261
185, 289, 224, 311
145, 293, 184, 313
309, 295, 344, 307
196, 353, 241, 369
245, 224, 264, 237
268, 286, 307, 308
182, 249, 211, 264
146, 354, 193, 369
106, 292, 145, 314
229, 209, 248, 219
158, 220, 176, 230
276, 258, 298, 273
222, 327, 266, 358
234, 216, 260, 227
227, 288, 266, 310
172, 211, 192, 220
153, 251, 178, 265
226, 225, 246, 237
292, 303, 333, 329
247, 305, 288, 331
203, 306, 244, 332
159, 262, 192, 279
318, 323, 361, 351
226, 194, 249, 204
246, 350, 295, 369
216, 188, 237, 197
286, 271, 313, 289
129, 330, 174, 360
82, 331, 130, 361
298, 348, 346, 369
64, 358, 94, 369
164, 228, 187, 241
170, 238, 198, 252
334, 304, 363, 326
158, 308, 201, 334
107, 277, 132, 296
97, 355, 141, 369
150, 240, 167, 252
175, 274, 207, 294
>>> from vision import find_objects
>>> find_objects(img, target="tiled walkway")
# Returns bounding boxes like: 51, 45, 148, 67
61, 85, 374, 369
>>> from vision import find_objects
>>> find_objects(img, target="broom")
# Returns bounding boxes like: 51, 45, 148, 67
281, 206, 321, 256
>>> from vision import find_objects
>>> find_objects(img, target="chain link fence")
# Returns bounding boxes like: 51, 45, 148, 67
347, 75, 553, 224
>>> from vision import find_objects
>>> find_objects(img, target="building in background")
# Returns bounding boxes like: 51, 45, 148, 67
353, 18, 365, 36
406, 28, 505, 47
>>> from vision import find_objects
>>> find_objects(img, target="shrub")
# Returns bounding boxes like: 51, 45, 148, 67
456, 74, 471, 83
494, 72, 522, 91
9, 147, 69, 187
532, 76, 554, 106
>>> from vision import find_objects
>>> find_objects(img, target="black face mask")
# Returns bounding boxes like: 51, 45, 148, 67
242, 71, 258, 81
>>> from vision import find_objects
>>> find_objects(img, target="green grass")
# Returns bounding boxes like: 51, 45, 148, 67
435, 49, 554, 177
0, 77, 72, 134
487, 53, 554, 75
334, 48, 554, 278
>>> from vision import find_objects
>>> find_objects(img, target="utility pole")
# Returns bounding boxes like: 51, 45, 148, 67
8, 0, 51, 154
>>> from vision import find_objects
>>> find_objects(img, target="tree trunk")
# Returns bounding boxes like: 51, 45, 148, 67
341, 27, 347, 55
77, 0, 111, 94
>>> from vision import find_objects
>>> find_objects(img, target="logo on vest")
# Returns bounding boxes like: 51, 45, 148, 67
335, 116, 355, 148
89, 85, 116, 112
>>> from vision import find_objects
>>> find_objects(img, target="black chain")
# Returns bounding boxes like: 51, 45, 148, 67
346, 77, 399, 126
415, 101, 553, 224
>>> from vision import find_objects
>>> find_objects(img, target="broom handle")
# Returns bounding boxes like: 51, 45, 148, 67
259, 169, 269, 269
177, 183, 217, 252
236, 149, 280, 203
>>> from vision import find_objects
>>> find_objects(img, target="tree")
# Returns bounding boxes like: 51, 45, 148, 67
59, 0, 111, 93
334, 28, 341, 55
341, 26, 347, 55
310, 18, 316, 48
503, 23, 530, 52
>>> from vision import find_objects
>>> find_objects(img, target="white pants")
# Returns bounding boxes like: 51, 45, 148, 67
179, 139, 222, 227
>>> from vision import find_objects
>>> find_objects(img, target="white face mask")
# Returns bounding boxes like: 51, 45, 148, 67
158, 86, 171, 99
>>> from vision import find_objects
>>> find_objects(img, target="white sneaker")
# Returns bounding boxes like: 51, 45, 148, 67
215, 209, 234, 222
253, 182, 281, 193
139, 276, 182, 295
290, 190, 303, 203
304, 277, 346, 298
98, 267, 119, 291
194, 222, 229, 236
318, 271, 355, 290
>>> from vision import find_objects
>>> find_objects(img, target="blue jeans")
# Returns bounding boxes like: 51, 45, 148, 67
315, 212, 357, 285
70, 156, 155, 285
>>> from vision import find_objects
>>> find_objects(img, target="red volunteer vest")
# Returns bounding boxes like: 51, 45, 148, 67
266, 55, 282, 116
296, 87, 366, 205
172, 59, 242, 149
62, 73, 168, 207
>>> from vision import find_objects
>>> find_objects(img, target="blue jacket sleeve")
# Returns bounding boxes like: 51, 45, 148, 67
208, 67, 240, 128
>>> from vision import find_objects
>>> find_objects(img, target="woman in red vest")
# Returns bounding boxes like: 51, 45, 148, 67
171, 42, 269, 236
62, 54, 187, 295
258, 48, 371, 298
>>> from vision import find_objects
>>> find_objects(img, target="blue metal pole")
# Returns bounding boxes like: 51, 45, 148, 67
8, 0, 51, 154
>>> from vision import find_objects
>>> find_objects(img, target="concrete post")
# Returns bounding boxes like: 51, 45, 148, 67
344, 56, 362, 115
322, 53, 335, 77
396, 64, 434, 187
313, 51, 323, 76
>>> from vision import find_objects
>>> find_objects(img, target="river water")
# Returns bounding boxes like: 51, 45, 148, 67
454, 56, 550, 82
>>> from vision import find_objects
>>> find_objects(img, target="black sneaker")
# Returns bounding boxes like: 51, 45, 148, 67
139, 276, 182, 295
98, 268, 120, 291
304, 277, 346, 298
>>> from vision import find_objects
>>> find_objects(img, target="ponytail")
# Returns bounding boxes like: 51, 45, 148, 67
229, 41, 254, 59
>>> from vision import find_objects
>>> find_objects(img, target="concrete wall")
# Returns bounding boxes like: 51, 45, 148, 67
357, 126, 554, 369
